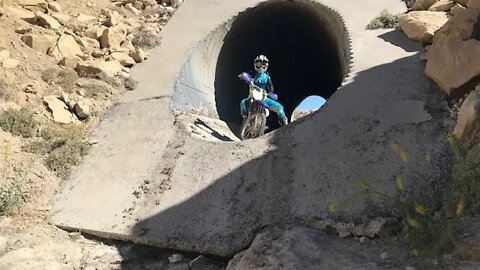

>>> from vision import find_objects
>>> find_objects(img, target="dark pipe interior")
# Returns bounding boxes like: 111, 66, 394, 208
214, 1, 346, 129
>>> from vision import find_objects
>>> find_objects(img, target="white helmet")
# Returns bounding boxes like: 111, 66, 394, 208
254, 55, 269, 73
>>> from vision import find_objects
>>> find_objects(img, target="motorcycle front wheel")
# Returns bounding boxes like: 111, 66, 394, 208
240, 112, 266, 140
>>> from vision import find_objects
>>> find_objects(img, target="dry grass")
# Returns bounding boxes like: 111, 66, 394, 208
367, 10, 399, 30
0, 108, 39, 138
41, 67, 79, 91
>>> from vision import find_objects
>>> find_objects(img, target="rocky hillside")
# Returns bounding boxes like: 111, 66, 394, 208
398, 0, 480, 143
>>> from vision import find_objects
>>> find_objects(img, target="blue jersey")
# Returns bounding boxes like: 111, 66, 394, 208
248, 71, 274, 92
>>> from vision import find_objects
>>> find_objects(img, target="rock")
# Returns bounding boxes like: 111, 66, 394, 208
129, 47, 146, 62
25, 5, 46, 14
74, 99, 92, 120
227, 227, 386, 270
100, 24, 128, 50
65, 20, 88, 33
125, 3, 142, 15
18, 0, 45, 6
0, 237, 8, 255
43, 95, 77, 124
412, 0, 439, 10
450, 3, 466, 16
59, 56, 82, 69
21, 34, 57, 54
0, 49, 10, 63
398, 11, 449, 44
2, 59, 19, 69
120, 38, 135, 53
168, 254, 185, 264
139, 0, 157, 6
453, 91, 480, 139
84, 266, 96, 270
51, 13, 72, 25
454, 0, 468, 5
425, 8, 480, 94
36, 13, 62, 29
469, 0, 480, 7
189, 255, 222, 270
15, 26, 30, 34
118, 71, 130, 78
76, 13, 97, 24
109, 52, 136, 67
429, 0, 455, 10
75, 60, 123, 77
85, 25, 107, 40
49, 34, 83, 60
6, 7, 37, 23
48, 2, 62, 12
106, 11, 123, 27
91, 49, 106, 58
134, 1, 145, 10
73, 36, 100, 52
380, 252, 390, 260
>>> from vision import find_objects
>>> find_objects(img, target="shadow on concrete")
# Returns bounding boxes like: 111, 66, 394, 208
377, 29, 421, 53
193, 118, 235, 142
118, 52, 450, 267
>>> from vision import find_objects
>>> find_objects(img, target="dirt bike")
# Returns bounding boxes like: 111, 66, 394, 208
238, 72, 275, 140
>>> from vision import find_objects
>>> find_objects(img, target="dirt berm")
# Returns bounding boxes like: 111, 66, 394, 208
51, 0, 453, 257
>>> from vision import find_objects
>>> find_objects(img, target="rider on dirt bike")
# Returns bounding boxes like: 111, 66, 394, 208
239, 55, 288, 126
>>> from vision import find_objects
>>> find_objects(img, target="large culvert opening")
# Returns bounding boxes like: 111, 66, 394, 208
173, 0, 350, 134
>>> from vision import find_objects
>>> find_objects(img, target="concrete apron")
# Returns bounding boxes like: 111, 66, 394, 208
51, 0, 451, 257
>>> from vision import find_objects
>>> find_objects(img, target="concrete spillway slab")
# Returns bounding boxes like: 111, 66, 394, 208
51, 0, 452, 257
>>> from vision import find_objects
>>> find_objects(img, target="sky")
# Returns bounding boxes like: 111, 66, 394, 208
297, 95, 326, 110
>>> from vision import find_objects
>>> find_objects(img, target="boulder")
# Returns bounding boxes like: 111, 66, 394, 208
73, 36, 100, 52
134, 1, 145, 10
18, 0, 45, 6
120, 38, 135, 53
36, 13, 62, 29
413, 0, 439, 10
139, 0, 157, 6
425, 8, 480, 94
47, 2, 62, 12
109, 52, 136, 67
100, 24, 128, 50
49, 34, 83, 60
75, 60, 123, 77
2, 59, 19, 69
125, 3, 142, 15
76, 13, 97, 24
74, 99, 92, 120
59, 56, 82, 69
65, 20, 88, 33
398, 11, 449, 43
106, 11, 123, 27
51, 13, 72, 25
6, 7, 36, 23
468, 0, 480, 7
429, 0, 455, 10
43, 95, 77, 124
0, 49, 10, 63
21, 34, 57, 54
451, 3, 467, 15
85, 25, 107, 40
454, 0, 468, 6
129, 47, 146, 63
227, 227, 389, 270
454, 90, 480, 139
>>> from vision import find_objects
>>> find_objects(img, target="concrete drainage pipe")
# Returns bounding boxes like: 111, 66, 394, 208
173, 0, 351, 131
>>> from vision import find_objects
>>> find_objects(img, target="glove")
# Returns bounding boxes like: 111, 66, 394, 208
238, 72, 251, 83
267, 92, 278, 100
